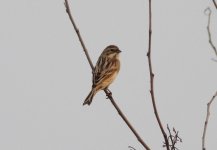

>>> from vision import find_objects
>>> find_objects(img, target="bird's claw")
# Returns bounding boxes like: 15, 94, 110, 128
106, 89, 112, 99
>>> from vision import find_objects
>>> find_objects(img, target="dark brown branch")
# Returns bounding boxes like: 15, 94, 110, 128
167, 126, 175, 150
213, 0, 217, 9
64, 1, 151, 149
202, 91, 217, 150
106, 91, 151, 150
64, 0, 94, 69
165, 125, 182, 150
204, 7, 217, 58
146, 0, 170, 149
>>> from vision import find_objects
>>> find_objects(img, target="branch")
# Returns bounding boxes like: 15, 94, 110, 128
146, 0, 170, 149
165, 125, 182, 150
64, 0, 94, 69
128, 146, 137, 150
202, 91, 217, 150
106, 92, 151, 150
64, 1, 151, 149
204, 7, 217, 58
213, 0, 217, 9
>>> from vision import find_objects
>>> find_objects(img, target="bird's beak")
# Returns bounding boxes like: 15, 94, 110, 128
117, 49, 122, 53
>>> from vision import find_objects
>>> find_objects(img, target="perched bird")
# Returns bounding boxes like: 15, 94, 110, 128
83, 45, 121, 105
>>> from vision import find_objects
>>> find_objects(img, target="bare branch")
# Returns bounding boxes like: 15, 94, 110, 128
165, 125, 182, 150
204, 7, 217, 58
202, 91, 217, 150
106, 92, 151, 150
146, 0, 170, 149
64, 0, 94, 69
213, 0, 217, 9
64, 1, 151, 149
128, 146, 137, 150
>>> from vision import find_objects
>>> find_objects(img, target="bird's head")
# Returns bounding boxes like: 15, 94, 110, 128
102, 45, 122, 59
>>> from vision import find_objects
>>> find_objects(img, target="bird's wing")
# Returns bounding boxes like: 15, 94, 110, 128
92, 68, 118, 88
92, 57, 118, 88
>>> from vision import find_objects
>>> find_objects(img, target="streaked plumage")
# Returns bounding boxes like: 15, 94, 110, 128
83, 45, 121, 105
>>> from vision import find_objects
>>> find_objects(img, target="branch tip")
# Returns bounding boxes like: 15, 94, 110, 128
202, 91, 217, 150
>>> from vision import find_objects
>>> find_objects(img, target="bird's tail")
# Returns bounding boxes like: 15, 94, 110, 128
83, 89, 96, 106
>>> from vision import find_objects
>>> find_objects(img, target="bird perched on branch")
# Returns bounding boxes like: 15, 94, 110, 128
83, 45, 121, 105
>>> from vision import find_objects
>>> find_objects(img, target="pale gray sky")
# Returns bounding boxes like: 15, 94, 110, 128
0, 0, 217, 150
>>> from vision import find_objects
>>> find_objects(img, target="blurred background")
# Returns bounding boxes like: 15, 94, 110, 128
0, 0, 217, 149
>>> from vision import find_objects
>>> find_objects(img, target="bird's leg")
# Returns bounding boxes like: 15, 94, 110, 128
105, 88, 112, 98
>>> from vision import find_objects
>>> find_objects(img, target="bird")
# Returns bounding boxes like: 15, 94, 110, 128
83, 45, 121, 105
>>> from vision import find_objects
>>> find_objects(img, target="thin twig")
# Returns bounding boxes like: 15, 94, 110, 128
202, 91, 217, 150
167, 125, 175, 150
166, 125, 182, 150
128, 146, 137, 150
146, 0, 170, 150
64, 0, 94, 69
213, 0, 217, 9
106, 92, 151, 150
204, 7, 217, 58
64, 1, 151, 149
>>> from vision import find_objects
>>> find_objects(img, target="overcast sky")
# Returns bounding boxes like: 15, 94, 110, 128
0, 0, 217, 150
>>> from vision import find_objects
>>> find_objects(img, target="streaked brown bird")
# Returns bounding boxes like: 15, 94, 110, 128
83, 45, 121, 105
